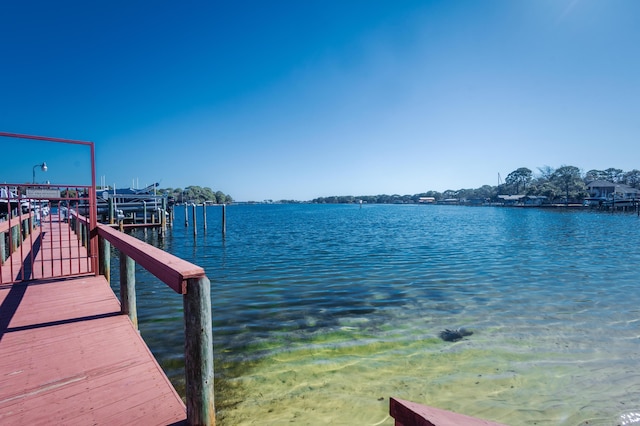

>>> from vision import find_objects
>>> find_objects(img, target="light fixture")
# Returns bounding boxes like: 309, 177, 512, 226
33, 162, 48, 183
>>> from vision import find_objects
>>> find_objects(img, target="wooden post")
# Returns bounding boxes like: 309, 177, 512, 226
161, 208, 167, 237
162, 197, 167, 223
183, 276, 215, 426
99, 236, 111, 283
221, 204, 226, 238
185, 203, 189, 227
192, 204, 197, 236
109, 197, 115, 224
11, 224, 19, 253
143, 201, 148, 224
203, 204, 207, 230
119, 252, 138, 329
82, 222, 88, 248
0, 232, 5, 264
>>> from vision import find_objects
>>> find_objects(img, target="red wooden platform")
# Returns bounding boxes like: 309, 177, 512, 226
0, 275, 186, 425
1, 214, 91, 284
390, 398, 507, 426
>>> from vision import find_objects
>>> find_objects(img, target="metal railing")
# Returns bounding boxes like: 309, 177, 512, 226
0, 184, 95, 284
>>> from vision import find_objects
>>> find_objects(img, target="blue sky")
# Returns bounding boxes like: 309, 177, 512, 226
2, 1, 639, 201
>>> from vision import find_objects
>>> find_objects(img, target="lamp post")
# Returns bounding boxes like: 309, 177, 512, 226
32, 162, 48, 184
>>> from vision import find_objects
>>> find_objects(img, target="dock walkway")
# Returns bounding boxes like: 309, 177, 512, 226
0, 217, 187, 424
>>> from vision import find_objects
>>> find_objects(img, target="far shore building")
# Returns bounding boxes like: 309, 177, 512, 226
496, 195, 547, 206
585, 180, 640, 206
418, 197, 436, 204
497, 195, 524, 206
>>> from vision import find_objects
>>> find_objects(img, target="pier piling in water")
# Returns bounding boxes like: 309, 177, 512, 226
120, 252, 138, 329
99, 236, 111, 283
222, 204, 226, 238
203, 203, 207, 230
184, 276, 215, 425
192, 204, 197, 236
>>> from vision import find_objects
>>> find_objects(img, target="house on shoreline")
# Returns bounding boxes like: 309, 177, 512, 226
496, 195, 547, 206
585, 180, 640, 206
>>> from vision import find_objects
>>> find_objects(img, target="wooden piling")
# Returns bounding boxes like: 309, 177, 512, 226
109, 197, 115, 224
99, 236, 111, 283
221, 204, 226, 238
119, 252, 138, 329
192, 204, 197, 236
22, 218, 28, 239
143, 201, 148, 224
11, 225, 19, 253
185, 203, 189, 227
162, 198, 169, 226
0, 232, 5, 264
183, 276, 215, 426
203, 204, 207, 230
161, 208, 167, 236
82, 221, 88, 248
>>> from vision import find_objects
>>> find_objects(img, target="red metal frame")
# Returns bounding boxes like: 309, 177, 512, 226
0, 132, 97, 284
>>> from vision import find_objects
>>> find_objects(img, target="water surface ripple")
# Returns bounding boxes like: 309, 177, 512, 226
117, 204, 640, 425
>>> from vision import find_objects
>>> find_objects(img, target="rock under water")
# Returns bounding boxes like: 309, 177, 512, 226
438, 327, 473, 342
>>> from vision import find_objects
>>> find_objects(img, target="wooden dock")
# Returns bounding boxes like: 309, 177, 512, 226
0, 276, 186, 425
0, 217, 187, 425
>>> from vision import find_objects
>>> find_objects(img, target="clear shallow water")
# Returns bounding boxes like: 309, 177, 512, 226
111, 204, 640, 425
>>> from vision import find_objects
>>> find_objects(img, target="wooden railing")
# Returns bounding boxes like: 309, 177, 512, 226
72, 212, 215, 426
0, 212, 36, 270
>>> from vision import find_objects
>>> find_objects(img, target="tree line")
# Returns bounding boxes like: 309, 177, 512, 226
159, 186, 233, 204
311, 166, 640, 204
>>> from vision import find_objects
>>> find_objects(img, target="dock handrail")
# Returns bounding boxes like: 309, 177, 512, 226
0, 212, 36, 271
96, 223, 203, 294
72, 212, 215, 426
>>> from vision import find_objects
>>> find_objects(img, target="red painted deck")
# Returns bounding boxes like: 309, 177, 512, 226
390, 398, 507, 426
1, 214, 92, 284
0, 217, 187, 424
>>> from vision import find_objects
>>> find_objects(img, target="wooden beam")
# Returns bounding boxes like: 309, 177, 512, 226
389, 398, 507, 426
96, 224, 204, 294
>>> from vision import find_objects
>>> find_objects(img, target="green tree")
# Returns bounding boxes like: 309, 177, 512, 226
584, 169, 606, 182
551, 165, 585, 204
537, 165, 555, 181
505, 167, 532, 194
623, 169, 640, 188
603, 168, 624, 183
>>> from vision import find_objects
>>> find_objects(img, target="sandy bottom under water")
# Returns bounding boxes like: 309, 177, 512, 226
212, 318, 640, 426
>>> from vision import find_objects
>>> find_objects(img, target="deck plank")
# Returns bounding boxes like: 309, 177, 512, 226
1, 216, 91, 284
0, 275, 186, 425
